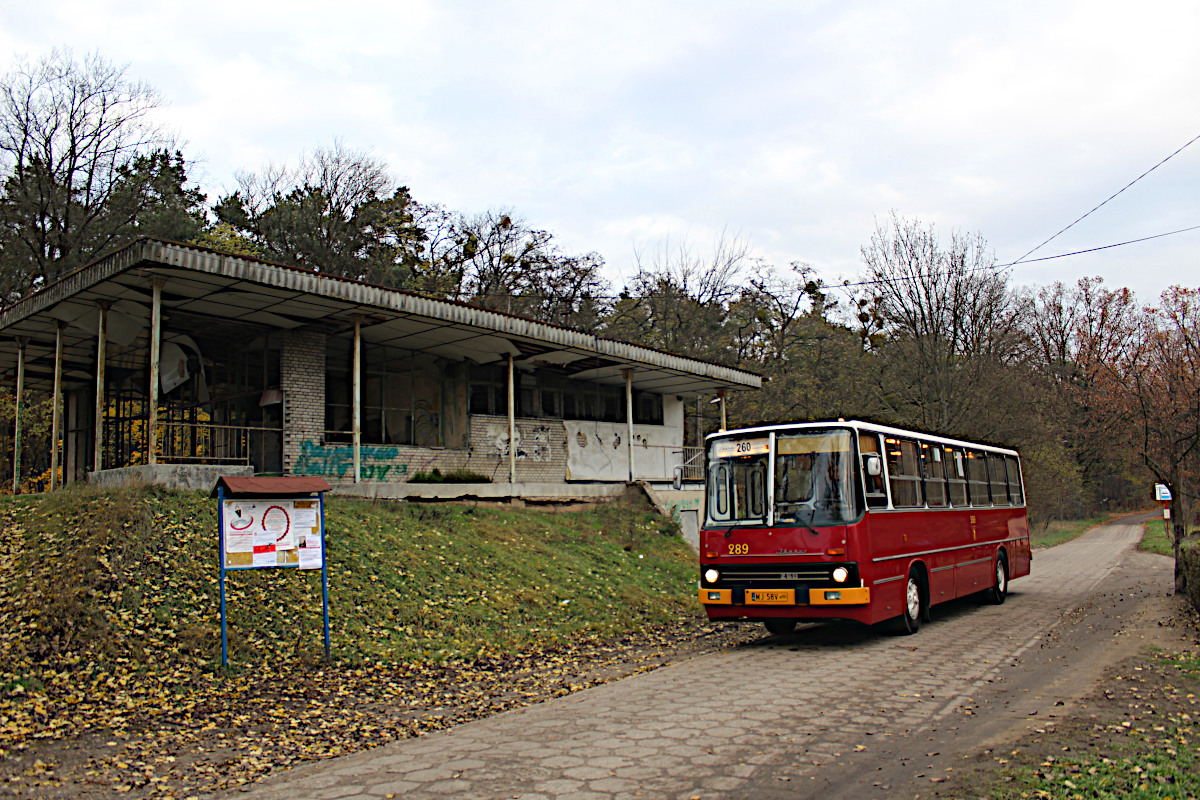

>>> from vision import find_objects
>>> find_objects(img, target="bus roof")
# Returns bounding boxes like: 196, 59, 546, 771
705, 420, 1020, 458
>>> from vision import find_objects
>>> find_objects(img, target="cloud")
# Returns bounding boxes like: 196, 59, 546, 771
2, 0, 1197, 302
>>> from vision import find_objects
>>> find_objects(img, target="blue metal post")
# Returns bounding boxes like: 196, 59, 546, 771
218, 486, 228, 668
320, 491, 330, 662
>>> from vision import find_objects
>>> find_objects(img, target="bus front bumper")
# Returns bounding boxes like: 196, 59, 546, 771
698, 587, 870, 606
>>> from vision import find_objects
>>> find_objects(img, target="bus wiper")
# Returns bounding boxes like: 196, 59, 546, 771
778, 503, 821, 536
804, 504, 821, 536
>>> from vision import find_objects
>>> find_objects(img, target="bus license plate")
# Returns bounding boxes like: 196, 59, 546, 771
747, 589, 793, 605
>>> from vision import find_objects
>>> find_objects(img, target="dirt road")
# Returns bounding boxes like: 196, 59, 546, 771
219, 513, 1182, 800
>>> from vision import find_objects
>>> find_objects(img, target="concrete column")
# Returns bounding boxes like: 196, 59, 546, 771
11, 338, 26, 494
718, 388, 727, 432
148, 279, 163, 465
352, 316, 362, 483
507, 353, 516, 484
93, 302, 110, 473
50, 321, 66, 490
624, 368, 634, 482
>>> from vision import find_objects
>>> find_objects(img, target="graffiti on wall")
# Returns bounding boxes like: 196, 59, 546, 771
486, 423, 552, 462
563, 420, 682, 481
295, 440, 409, 480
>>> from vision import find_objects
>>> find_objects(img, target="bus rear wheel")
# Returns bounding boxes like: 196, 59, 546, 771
987, 554, 1008, 605
895, 570, 924, 635
764, 619, 797, 636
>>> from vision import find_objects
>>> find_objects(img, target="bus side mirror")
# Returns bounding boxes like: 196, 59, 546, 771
865, 455, 882, 477
673, 467, 683, 490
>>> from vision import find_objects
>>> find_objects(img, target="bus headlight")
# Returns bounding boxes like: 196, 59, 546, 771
832, 567, 849, 583
704, 568, 720, 584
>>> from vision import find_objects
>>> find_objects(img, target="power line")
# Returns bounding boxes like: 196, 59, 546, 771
411, 218, 1200, 302
998, 224, 1200, 267
411, 197, 1200, 304
1011, 131, 1200, 265
841, 221, 1200, 289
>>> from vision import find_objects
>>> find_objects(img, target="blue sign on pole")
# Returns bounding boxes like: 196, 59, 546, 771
213, 477, 332, 667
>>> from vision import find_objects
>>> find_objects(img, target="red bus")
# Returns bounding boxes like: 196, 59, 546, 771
698, 421, 1031, 635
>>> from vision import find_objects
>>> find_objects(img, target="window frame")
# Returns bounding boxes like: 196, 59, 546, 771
885, 437, 925, 509
965, 449, 991, 507
922, 441, 948, 508
987, 454, 1011, 507
945, 446, 968, 507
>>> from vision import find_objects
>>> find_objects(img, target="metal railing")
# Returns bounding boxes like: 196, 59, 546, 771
155, 420, 283, 465
680, 446, 704, 482
620, 443, 705, 483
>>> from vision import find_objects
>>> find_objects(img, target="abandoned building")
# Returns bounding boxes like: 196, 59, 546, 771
0, 238, 761, 504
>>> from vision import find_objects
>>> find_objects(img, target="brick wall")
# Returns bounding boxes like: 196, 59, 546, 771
278, 332, 653, 487
296, 440, 468, 482
281, 329, 326, 476
465, 416, 568, 483
292, 415, 569, 484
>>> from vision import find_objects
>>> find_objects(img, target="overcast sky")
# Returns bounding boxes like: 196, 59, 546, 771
3, 0, 1197, 305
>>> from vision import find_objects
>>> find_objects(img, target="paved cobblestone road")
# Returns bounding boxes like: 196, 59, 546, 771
220, 516, 1161, 800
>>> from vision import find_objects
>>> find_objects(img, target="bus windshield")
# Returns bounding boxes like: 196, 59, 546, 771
774, 430, 856, 526
706, 429, 857, 527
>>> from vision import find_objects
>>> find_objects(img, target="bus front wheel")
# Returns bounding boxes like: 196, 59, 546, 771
987, 554, 1008, 605
895, 570, 924, 635
765, 619, 797, 636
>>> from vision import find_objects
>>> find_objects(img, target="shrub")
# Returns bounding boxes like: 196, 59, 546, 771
407, 468, 491, 484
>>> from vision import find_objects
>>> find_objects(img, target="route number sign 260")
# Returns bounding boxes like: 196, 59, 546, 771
712, 438, 769, 459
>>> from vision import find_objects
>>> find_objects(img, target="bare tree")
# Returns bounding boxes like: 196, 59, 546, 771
632, 228, 750, 306
1025, 277, 1144, 508
604, 229, 752, 360
861, 213, 1020, 437
0, 49, 187, 295
213, 141, 422, 285
428, 209, 609, 329
230, 140, 391, 221
724, 261, 879, 425
1118, 288, 1200, 592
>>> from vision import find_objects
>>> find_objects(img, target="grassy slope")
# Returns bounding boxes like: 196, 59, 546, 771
0, 485, 712, 796
0, 485, 697, 677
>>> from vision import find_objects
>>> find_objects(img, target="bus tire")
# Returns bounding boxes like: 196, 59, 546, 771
765, 619, 797, 636
895, 569, 924, 635
988, 553, 1008, 605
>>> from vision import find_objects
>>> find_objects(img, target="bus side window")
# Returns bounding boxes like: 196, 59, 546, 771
1005, 455, 1024, 505
859, 434, 888, 509
987, 455, 1010, 506
966, 450, 990, 506
945, 447, 968, 506
923, 442, 948, 507
886, 438, 924, 508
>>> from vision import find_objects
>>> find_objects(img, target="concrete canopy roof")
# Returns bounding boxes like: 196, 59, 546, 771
0, 238, 762, 397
